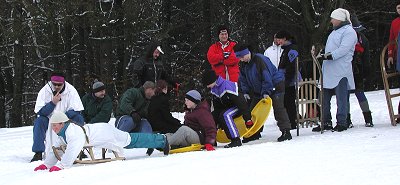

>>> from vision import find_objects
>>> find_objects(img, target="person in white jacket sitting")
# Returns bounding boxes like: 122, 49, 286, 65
264, 33, 283, 68
33, 111, 169, 172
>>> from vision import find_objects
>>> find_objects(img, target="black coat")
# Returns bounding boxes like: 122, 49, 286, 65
148, 93, 181, 134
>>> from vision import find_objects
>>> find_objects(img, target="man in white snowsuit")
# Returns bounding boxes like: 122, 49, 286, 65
33, 111, 169, 172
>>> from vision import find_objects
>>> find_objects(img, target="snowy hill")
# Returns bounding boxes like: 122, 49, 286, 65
1, 89, 400, 185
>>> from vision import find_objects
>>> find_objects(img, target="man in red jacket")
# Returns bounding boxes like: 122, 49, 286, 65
387, 1, 400, 67
207, 25, 240, 82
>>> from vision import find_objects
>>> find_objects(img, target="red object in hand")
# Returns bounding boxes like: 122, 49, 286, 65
204, 143, 215, 151
49, 166, 62, 172
245, 120, 254, 128
34, 164, 47, 171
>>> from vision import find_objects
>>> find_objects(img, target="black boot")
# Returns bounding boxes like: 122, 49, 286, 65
277, 129, 292, 142
224, 137, 242, 148
332, 124, 347, 132
30, 152, 42, 162
363, 111, 374, 127
146, 148, 155, 156
347, 113, 353, 128
312, 121, 333, 132
242, 132, 261, 143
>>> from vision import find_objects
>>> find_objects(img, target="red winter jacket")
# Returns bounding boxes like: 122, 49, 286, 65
388, 17, 400, 58
207, 41, 240, 82
184, 101, 216, 145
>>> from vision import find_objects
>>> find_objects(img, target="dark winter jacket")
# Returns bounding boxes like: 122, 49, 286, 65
148, 93, 182, 134
352, 31, 370, 90
116, 87, 150, 118
239, 53, 285, 96
131, 42, 175, 88
81, 93, 113, 123
278, 42, 299, 87
184, 101, 216, 145
211, 76, 251, 122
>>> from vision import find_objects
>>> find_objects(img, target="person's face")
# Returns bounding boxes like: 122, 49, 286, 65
153, 49, 161, 60
237, 53, 251, 62
162, 87, 168, 94
52, 122, 64, 134
51, 81, 64, 92
219, 30, 229, 43
397, 5, 400, 15
275, 38, 286, 46
94, 89, 106, 98
185, 98, 196, 109
206, 82, 216, 89
330, 18, 341, 27
273, 37, 279, 45
145, 88, 156, 99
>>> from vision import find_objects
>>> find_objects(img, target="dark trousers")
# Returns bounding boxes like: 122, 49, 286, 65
323, 78, 349, 126
284, 85, 297, 128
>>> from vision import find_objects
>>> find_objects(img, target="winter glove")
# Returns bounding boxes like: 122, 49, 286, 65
131, 112, 141, 123
263, 94, 269, 99
223, 52, 231, 59
34, 164, 47, 171
243, 94, 250, 100
204, 144, 215, 151
49, 166, 62, 172
245, 120, 254, 128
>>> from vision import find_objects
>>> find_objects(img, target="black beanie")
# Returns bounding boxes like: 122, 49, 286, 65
202, 70, 218, 87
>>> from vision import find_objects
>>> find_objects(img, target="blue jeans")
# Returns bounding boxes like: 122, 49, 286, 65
322, 77, 349, 126
115, 115, 153, 133
32, 113, 84, 153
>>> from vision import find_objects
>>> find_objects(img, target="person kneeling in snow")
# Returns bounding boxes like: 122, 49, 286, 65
34, 111, 169, 172
165, 90, 217, 151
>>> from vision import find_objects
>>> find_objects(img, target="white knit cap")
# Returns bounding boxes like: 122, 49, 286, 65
330, 8, 351, 22
49, 111, 69, 123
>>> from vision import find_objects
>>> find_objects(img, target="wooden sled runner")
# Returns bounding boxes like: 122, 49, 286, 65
52, 145, 125, 164
216, 97, 272, 143
169, 144, 204, 154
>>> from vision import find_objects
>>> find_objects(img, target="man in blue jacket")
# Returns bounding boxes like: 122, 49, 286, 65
234, 43, 292, 142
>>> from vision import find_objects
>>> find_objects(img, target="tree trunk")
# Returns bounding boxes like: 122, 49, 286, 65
0, 70, 5, 128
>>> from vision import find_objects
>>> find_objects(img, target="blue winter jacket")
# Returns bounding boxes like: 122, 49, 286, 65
239, 53, 284, 96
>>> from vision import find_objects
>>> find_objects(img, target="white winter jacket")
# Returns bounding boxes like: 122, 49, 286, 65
44, 123, 131, 169
264, 42, 283, 68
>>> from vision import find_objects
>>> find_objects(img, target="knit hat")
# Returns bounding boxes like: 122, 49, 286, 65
185, 90, 201, 104
202, 70, 218, 87
217, 25, 229, 36
92, 80, 106, 93
50, 71, 65, 83
330, 8, 351, 23
49, 111, 69, 124
351, 15, 366, 32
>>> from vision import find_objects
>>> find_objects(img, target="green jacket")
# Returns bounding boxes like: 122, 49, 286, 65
116, 87, 150, 118
81, 93, 113, 123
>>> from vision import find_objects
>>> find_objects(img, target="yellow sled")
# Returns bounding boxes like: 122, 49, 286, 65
216, 97, 272, 143
169, 144, 204, 154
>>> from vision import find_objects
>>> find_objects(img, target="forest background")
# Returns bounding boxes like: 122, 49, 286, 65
0, 0, 396, 127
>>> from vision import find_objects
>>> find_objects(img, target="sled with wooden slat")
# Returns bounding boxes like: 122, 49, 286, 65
216, 97, 272, 143
380, 41, 400, 126
169, 144, 204, 154
52, 145, 125, 164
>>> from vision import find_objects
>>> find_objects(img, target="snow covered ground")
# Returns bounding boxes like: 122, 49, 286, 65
1, 89, 400, 185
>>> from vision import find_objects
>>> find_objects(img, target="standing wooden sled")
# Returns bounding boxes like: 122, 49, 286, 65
380, 42, 400, 126
52, 145, 125, 164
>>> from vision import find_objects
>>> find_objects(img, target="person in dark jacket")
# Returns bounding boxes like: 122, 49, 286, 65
81, 80, 113, 124
148, 80, 182, 134
202, 70, 253, 148
129, 41, 176, 88
234, 43, 292, 142
166, 90, 216, 151
115, 81, 155, 134
346, 15, 373, 128
275, 30, 300, 129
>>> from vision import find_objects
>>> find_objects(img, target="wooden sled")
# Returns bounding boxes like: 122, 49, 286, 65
380, 42, 400, 126
216, 97, 272, 143
52, 145, 125, 164
169, 144, 204, 154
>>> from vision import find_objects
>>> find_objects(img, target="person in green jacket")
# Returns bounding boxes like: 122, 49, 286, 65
115, 81, 156, 134
81, 80, 113, 123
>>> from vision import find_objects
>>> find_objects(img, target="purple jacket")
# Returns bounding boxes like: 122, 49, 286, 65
184, 101, 216, 145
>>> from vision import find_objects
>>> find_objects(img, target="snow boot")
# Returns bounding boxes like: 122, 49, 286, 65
347, 113, 353, 128
277, 129, 292, 142
363, 111, 374, 127
332, 124, 347, 132
312, 121, 333, 132
224, 137, 242, 148
146, 148, 155, 156
242, 132, 261, 143
30, 152, 42, 162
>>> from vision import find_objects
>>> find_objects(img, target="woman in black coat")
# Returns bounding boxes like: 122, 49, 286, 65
148, 80, 182, 134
